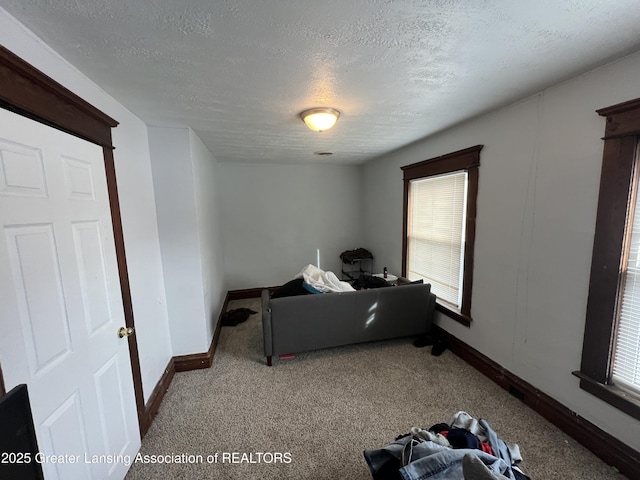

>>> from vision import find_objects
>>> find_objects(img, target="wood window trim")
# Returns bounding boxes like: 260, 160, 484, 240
401, 145, 482, 327
573, 97, 640, 421
0, 45, 146, 432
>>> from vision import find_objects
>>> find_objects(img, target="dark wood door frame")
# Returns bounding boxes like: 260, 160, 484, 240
0, 363, 5, 397
0, 45, 145, 434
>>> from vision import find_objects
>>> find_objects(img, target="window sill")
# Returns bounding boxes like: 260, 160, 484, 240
572, 370, 640, 421
435, 301, 472, 327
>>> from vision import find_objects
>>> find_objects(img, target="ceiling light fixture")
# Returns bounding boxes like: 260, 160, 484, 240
300, 107, 340, 132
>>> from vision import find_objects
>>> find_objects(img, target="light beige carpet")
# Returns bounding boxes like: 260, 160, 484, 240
126, 297, 628, 479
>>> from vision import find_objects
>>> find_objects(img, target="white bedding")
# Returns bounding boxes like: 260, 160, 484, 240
295, 264, 356, 293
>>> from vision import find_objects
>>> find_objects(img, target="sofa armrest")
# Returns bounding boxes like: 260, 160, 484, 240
261, 289, 273, 359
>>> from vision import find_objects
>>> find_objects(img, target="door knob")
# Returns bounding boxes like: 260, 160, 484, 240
118, 326, 134, 338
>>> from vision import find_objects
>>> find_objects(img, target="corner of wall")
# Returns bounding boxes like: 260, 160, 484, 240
187, 129, 227, 345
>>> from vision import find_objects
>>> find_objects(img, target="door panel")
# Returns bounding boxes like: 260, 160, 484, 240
63, 156, 96, 201
5, 223, 73, 375
0, 138, 48, 198
94, 355, 130, 470
40, 392, 93, 479
72, 220, 113, 335
0, 108, 140, 479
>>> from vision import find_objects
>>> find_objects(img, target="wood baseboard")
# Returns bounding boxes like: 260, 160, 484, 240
228, 286, 279, 300
173, 348, 214, 372
433, 325, 640, 479
140, 291, 231, 436
140, 358, 175, 437
174, 292, 229, 372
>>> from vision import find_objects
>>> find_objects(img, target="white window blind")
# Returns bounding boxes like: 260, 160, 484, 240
407, 170, 467, 308
613, 175, 640, 395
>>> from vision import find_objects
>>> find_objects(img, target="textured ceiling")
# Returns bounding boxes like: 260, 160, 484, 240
2, 0, 640, 165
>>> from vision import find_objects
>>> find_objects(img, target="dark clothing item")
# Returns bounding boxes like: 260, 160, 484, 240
365, 415, 527, 480
428, 423, 450, 434
271, 278, 311, 298
354, 273, 391, 290
221, 308, 257, 326
413, 333, 434, 348
431, 339, 447, 356
365, 437, 514, 480
339, 247, 373, 264
446, 428, 481, 450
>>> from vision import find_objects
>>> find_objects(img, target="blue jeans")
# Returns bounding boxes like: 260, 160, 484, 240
398, 443, 511, 480
364, 432, 517, 480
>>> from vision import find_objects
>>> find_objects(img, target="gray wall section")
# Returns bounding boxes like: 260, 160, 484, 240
219, 163, 366, 289
148, 126, 228, 356
362, 50, 640, 451
189, 130, 227, 342
148, 127, 207, 355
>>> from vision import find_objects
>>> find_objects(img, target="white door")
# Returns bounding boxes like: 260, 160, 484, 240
0, 108, 140, 479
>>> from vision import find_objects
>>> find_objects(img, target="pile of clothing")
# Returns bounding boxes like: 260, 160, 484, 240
363, 411, 530, 480
295, 264, 355, 293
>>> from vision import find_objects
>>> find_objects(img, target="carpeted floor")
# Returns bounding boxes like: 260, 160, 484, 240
125, 297, 628, 479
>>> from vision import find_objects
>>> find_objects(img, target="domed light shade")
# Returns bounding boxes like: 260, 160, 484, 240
300, 107, 340, 132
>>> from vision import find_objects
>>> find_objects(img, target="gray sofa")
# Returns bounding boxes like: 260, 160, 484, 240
262, 282, 436, 365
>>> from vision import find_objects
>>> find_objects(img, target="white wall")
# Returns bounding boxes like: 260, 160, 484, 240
189, 130, 227, 343
219, 163, 366, 289
148, 127, 207, 355
363, 50, 640, 451
148, 126, 226, 355
0, 9, 173, 403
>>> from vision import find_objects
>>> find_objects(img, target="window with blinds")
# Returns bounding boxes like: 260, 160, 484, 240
406, 170, 468, 309
613, 163, 640, 396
